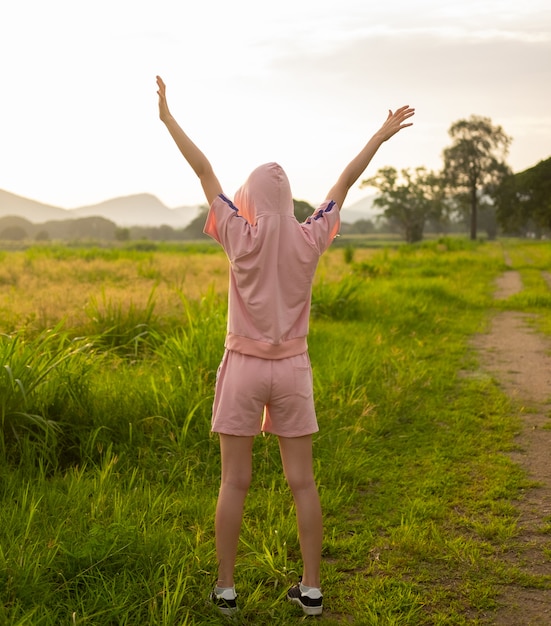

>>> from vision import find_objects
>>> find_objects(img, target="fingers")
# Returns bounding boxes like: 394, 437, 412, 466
156, 75, 166, 95
156, 76, 170, 120
389, 105, 414, 114
397, 106, 415, 120
386, 106, 414, 125
380, 105, 414, 139
390, 106, 415, 128
393, 106, 414, 117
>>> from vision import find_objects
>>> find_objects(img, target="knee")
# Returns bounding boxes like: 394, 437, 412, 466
222, 470, 252, 493
286, 471, 316, 496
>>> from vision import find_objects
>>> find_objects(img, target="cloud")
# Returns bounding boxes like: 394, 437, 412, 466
271, 31, 550, 103
262, 29, 550, 166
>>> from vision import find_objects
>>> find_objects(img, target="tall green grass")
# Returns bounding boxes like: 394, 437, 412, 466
0, 239, 550, 624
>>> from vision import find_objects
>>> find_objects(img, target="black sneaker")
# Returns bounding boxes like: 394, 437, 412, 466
210, 590, 238, 617
287, 583, 323, 616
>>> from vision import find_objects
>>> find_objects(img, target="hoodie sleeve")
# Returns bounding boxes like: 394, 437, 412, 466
300, 200, 341, 254
204, 194, 255, 259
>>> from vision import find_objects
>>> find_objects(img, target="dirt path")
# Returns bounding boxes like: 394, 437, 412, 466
472, 267, 551, 625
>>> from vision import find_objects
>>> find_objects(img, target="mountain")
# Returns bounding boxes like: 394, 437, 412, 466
0, 189, 68, 222
0, 187, 381, 229
340, 194, 380, 224
0, 189, 202, 228
71, 194, 201, 228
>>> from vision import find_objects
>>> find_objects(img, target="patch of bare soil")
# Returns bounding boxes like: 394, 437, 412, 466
472, 269, 551, 625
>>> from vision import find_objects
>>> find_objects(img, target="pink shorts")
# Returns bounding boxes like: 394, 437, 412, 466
211, 350, 318, 437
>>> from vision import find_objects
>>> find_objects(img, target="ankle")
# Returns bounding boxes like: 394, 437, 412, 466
214, 585, 237, 600
299, 582, 322, 598
216, 577, 234, 588
300, 575, 321, 589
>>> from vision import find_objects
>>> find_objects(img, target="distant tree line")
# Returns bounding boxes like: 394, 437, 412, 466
0, 201, 398, 243
0, 215, 118, 242
0, 211, 214, 243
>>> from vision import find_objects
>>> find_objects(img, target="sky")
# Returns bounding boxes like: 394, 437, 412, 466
1, 0, 550, 210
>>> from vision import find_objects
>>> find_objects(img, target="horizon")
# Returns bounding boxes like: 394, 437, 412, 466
0, 186, 378, 213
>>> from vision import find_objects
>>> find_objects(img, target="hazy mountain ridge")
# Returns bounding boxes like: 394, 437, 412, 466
0, 189, 202, 228
339, 194, 379, 223
0, 188, 379, 229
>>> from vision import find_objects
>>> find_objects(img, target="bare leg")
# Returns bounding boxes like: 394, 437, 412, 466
215, 434, 254, 588
278, 435, 322, 588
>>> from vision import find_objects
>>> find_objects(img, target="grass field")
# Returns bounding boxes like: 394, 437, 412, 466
1, 238, 550, 625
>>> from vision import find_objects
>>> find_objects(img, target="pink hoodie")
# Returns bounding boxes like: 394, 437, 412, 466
204, 162, 340, 359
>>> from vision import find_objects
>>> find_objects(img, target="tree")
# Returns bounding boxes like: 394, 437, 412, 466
362, 166, 444, 243
115, 227, 130, 241
351, 218, 376, 234
182, 207, 210, 239
293, 199, 315, 222
442, 115, 511, 240
495, 157, 551, 237
35, 230, 50, 241
0, 225, 27, 240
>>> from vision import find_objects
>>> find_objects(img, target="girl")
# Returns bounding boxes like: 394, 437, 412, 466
156, 75, 414, 616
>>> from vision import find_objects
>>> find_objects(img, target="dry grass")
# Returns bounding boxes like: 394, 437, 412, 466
0, 249, 231, 333
0, 246, 382, 334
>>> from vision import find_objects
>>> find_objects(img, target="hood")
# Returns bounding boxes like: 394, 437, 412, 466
233, 162, 294, 224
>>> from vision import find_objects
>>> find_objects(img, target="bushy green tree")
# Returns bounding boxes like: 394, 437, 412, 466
443, 115, 511, 240
115, 227, 130, 242
495, 157, 551, 237
182, 207, 210, 239
293, 199, 316, 222
362, 166, 444, 243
